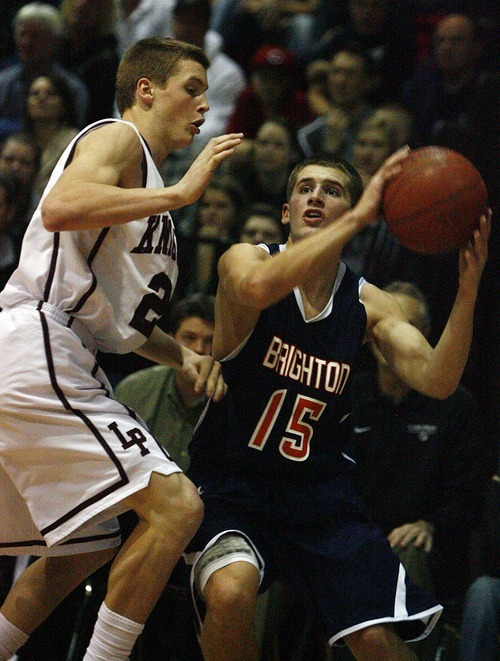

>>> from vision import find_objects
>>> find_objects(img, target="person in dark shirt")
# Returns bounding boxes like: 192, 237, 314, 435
350, 280, 485, 601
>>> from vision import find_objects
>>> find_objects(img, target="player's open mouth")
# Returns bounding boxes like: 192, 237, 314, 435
191, 119, 204, 134
304, 209, 324, 223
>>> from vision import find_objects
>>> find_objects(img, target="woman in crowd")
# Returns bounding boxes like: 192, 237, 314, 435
24, 73, 79, 196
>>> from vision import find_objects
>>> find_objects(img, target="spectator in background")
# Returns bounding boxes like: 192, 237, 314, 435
0, 3, 89, 132
369, 103, 416, 148
58, 0, 120, 123
0, 132, 41, 239
349, 281, 485, 607
176, 175, 247, 298
350, 116, 399, 186
226, 45, 314, 140
115, 293, 215, 473
211, 0, 324, 69
115, 0, 175, 59
227, 119, 301, 215
298, 43, 375, 161
23, 74, 79, 196
458, 468, 499, 661
341, 118, 416, 289
239, 203, 286, 246
402, 13, 494, 155
303, 0, 417, 103
0, 173, 21, 292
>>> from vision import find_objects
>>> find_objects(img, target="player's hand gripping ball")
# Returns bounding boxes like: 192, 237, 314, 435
382, 146, 488, 254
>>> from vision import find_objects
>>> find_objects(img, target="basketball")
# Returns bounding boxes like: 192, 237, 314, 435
382, 147, 488, 254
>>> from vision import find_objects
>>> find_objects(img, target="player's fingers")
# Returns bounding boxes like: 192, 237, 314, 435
202, 360, 223, 398
387, 528, 405, 548
192, 355, 215, 393
384, 145, 410, 168
211, 374, 228, 402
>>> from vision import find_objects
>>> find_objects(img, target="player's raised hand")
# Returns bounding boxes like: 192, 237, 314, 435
458, 208, 491, 293
173, 133, 243, 208
353, 146, 410, 228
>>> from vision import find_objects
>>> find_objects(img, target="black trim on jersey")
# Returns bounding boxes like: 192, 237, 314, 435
42, 232, 60, 302
0, 530, 121, 550
141, 151, 147, 188
67, 227, 110, 314
38, 310, 130, 537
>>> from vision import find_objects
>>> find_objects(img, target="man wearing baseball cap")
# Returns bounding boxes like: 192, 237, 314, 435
226, 45, 314, 138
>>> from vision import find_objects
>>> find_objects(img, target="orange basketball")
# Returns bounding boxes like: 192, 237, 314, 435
382, 147, 488, 254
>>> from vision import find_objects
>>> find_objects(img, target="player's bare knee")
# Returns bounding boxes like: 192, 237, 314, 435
204, 563, 259, 619
127, 472, 203, 536
347, 623, 397, 655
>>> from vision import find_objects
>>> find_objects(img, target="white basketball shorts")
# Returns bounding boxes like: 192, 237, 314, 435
0, 304, 181, 555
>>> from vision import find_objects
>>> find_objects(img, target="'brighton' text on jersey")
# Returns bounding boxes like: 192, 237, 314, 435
263, 335, 350, 394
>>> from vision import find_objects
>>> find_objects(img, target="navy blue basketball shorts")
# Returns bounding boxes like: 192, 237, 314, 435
184, 473, 443, 645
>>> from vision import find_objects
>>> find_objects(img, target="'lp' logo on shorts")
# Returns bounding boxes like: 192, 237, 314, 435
108, 421, 151, 456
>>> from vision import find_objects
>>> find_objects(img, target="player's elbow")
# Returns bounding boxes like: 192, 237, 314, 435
240, 271, 276, 309
41, 195, 80, 232
424, 375, 458, 400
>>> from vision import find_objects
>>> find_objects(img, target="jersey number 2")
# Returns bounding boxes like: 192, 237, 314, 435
248, 390, 326, 461
130, 272, 172, 337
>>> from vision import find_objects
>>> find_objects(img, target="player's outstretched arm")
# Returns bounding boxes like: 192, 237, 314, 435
135, 326, 227, 401
364, 212, 490, 398
42, 124, 242, 232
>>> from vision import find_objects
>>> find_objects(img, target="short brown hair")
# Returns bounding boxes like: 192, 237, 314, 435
115, 37, 210, 115
286, 156, 364, 207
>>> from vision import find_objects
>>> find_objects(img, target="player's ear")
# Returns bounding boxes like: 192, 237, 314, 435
281, 202, 290, 226
137, 78, 154, 107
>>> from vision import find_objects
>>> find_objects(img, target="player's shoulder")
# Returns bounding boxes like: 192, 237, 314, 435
360, 281, 407, 328
220, 241, 271, 267
74, 120, 144, 164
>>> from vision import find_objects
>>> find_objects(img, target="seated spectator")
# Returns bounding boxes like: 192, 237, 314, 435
176, 175, 247, 298
58, 0, 120, 123
227, 119, 301, 215
402, 12, 495, 157
115, 293, 215, 472
211, 0, 324, 68
239, 203, 287, 245
159, 0, 246, 187
350, 116, 399, 186
349, 281, 485, 605
23, 73, 79, 196
0, 132, 41, 239
0, 173, 21, 292
458, 469, 499, 661
225, 45, 314, 139
369, 102, 416, 148
0, 3, 89, 131
340, 119, 417, 288
298, 43, 375, 161
302, 0, 417, 102
115, 0, 175, 59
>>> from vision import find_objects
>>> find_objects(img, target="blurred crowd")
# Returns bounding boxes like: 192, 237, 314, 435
0, 1, 498, 659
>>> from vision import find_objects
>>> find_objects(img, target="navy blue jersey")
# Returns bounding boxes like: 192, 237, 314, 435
189, 247, 367, 483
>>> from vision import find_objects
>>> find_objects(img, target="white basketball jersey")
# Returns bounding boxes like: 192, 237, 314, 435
0, 119, 178, 353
